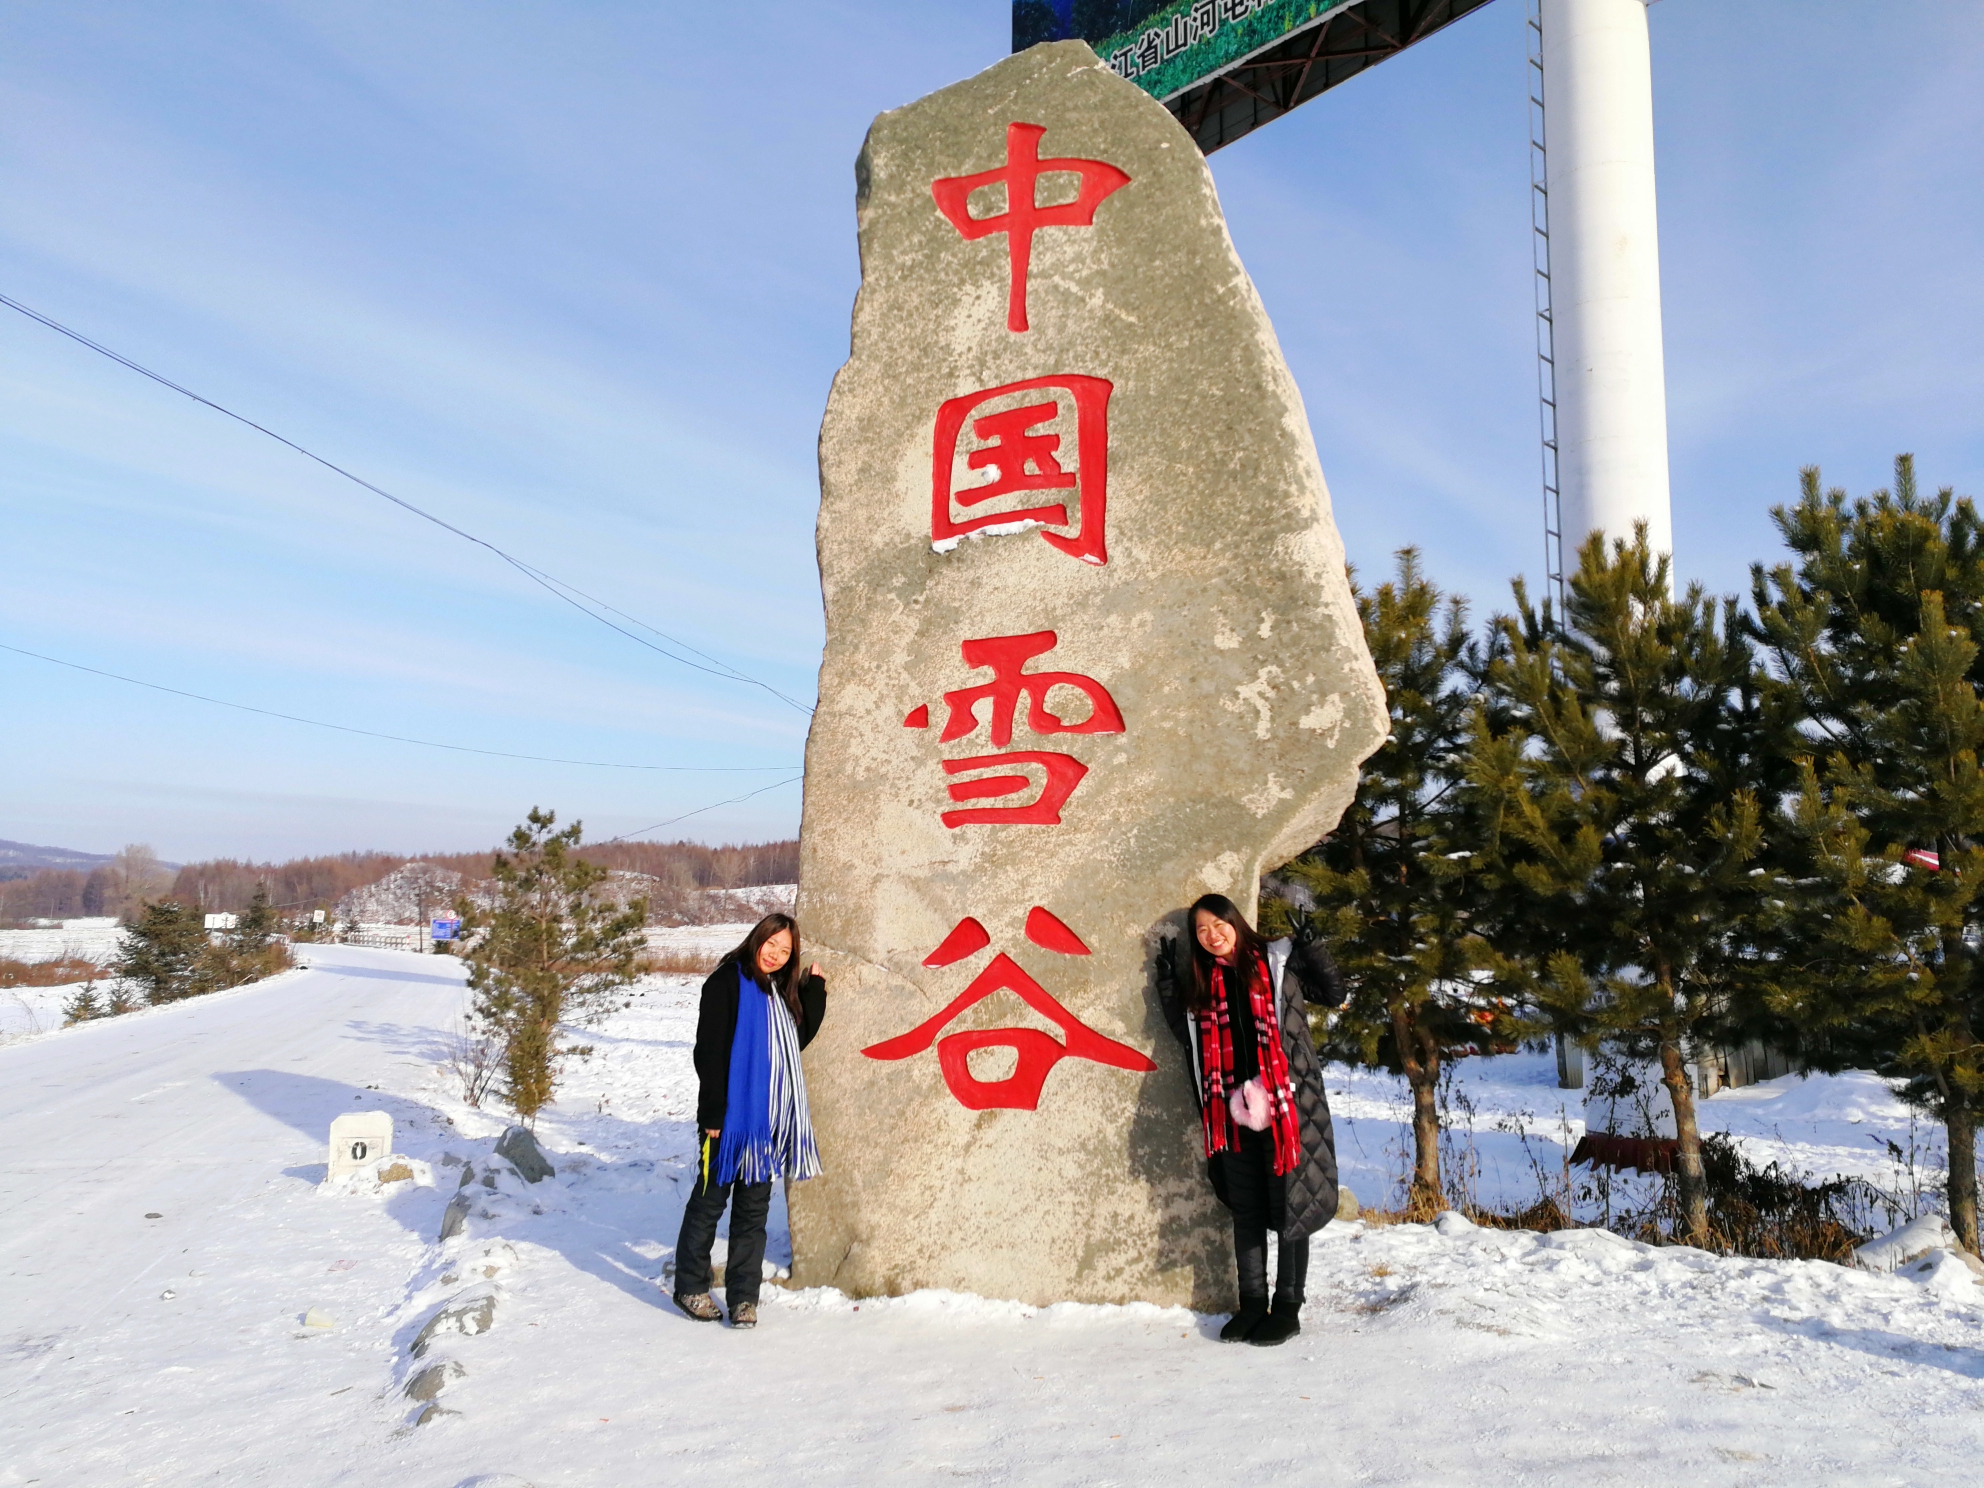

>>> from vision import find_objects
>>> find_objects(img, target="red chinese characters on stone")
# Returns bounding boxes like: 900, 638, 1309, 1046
932, 375, 1111, 566
861, 910, 1155, 1110
938, 752, 1087, 828
905, 631, 1124, 826
930, 122, 1131, 334
939, 632, 1124, 746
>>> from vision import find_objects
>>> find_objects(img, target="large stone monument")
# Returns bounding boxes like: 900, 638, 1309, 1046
790, 41, 1386, 1310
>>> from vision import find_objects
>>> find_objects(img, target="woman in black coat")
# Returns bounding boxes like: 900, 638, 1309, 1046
673, 912, 827, 1330
1159, 893, 1344, 1345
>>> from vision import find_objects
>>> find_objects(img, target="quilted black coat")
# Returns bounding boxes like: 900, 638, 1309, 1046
1159, 929, 1345, 1242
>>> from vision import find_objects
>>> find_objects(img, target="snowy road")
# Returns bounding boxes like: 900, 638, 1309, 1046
2, 947, 1981, 1487
0, 946, 468, 1485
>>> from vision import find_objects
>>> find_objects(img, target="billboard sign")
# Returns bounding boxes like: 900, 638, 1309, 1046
430, 916, 461, 942
1015, 0, 1360, 103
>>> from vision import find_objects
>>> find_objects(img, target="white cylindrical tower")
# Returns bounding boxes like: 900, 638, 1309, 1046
1540, 0, 1673, 564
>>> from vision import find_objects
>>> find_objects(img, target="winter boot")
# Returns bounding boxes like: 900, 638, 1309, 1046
1224, 1221, 1271, 1341
673, 1290, 721, 1323
1249, 1289, 1303, 1347
728, 1301, 758, 1329
1219, 1295, 1270, 1342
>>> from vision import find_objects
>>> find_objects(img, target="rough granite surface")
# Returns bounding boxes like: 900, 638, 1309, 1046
790, 41, 1385, 1310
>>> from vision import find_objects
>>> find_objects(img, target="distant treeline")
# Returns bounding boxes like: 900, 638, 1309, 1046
0, 836, 799, 923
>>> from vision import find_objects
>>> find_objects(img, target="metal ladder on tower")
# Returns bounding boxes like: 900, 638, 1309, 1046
1528, 0, 1567, 622
1531, 0, 1583, 1092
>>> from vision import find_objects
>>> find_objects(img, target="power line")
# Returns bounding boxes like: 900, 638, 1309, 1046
0, 290, 815, 715
602, 774, 804, 843
0, 641, 798, 773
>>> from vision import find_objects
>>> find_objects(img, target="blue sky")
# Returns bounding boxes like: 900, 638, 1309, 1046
3, 2, 1979, 863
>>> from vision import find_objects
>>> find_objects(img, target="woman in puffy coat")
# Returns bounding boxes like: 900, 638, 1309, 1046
1160, 892, 1345, 1345
673, 913, 827, 1330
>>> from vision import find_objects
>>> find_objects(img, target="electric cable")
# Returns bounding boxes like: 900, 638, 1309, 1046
0, 641, 798, 773
0, 291, 815, 714
601, 774, 804, 843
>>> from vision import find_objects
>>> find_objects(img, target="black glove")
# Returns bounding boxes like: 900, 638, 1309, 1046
1155, 935, 1178, 1000
1288, 918, 1348, 1008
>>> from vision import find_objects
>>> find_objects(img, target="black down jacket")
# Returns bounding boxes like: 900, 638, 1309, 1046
1158, 929, 1345, 1242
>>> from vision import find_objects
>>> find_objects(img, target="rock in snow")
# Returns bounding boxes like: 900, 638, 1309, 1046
438, 1193, 472, 1242
1854, 1212, 1962, 1272
411, 1291, 496, 1357
404, 1360, 466, 1402
494, 1126, 555, 1184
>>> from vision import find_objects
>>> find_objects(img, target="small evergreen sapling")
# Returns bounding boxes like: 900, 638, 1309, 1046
458, 809, 648, 1125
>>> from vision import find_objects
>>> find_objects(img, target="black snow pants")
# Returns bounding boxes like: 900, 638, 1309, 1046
673, 1147, 772, 1307
1218, 1126, 1310, 1304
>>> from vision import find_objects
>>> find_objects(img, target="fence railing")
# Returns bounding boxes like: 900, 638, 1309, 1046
337, 926, 427, 953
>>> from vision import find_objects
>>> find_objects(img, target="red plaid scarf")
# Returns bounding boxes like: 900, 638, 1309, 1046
1196, 956, 1301, 1177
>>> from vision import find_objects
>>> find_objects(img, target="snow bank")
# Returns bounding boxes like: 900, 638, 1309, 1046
1854, 1213, 1970, 1273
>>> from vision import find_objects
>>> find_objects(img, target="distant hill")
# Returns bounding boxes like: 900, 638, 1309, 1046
0, 839, 118, 878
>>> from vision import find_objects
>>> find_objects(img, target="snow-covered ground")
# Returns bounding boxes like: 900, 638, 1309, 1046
642, 918, 760, 965
2, 947, 1979, 1486
1329, 1052, 1945, 1223
0, 916, 124, 965
0, 921, 126, 1044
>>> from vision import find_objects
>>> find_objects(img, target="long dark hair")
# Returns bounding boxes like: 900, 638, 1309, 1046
729, 912, 804, 1021
1186, 893, 1267, 1013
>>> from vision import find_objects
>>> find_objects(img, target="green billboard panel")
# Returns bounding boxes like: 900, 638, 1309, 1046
1019, 1, 1360, 103
1014, 1, 1497, 154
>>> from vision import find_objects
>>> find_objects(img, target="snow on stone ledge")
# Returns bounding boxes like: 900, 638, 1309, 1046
1855, 1213, 1963, 1273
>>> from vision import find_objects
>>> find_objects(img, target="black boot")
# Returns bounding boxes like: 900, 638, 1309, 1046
1250, 1234, 1308, 1346
1220, 1294, 1270, 1342
1249, 1289, 1302, 1346
1223, 1220, 1270, 1341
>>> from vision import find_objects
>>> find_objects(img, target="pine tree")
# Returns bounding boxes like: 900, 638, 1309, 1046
1470, 525, 1787, 1245
1273, 550, 1523, 1213
459, 809, 648, 1124
113, 900, 208, 1004
1751, 457, 1984, 1252
62, 982, 105, 1024
202, 885, 291, 990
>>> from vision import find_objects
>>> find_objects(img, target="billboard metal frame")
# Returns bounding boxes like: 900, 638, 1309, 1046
1019, 0, 1500, 155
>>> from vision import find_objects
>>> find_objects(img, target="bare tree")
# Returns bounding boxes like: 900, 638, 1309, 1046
108, 844, 171, 922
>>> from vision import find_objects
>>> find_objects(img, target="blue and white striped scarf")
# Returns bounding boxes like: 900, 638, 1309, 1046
713, 969, 822, 1186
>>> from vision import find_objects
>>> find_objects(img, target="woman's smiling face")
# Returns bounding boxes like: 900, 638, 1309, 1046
1194, 910, 1237, 962
757, 928, 794, 976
